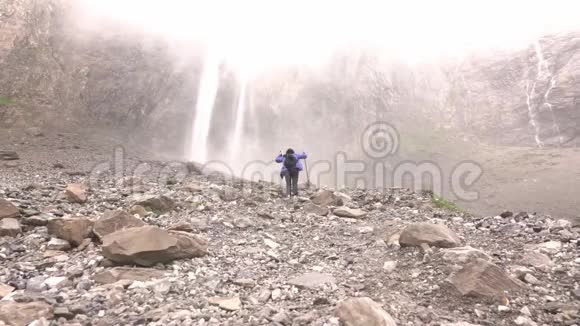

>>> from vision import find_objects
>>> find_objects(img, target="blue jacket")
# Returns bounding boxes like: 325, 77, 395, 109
276, 152, 307, 173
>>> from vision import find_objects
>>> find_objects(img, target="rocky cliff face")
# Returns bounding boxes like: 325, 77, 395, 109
0, 0, 201, 155
447, 33, 580, 147
1, 0, 579, 155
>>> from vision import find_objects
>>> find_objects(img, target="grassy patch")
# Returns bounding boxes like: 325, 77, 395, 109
0, 96, 14, 106
431, 194, 465, 213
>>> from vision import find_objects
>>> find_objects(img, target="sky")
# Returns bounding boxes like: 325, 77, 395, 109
74, 0, 580, 70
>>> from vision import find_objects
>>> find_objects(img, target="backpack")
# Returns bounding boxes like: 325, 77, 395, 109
283, 154, 298, 172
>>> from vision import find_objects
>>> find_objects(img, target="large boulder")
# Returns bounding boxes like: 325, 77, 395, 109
133, 195, 176, 213
102, 225, 208, 266
0, 218, 21, 237
399, 223, 461, 248
65, 184, 87, 203
47, 217, 93, 246
93, 209, 145, 240
0, 199, 20, 220
336, 297, 397, 326
0, 300, 53, 326
447, 259, 523, 297
311, 190, 343, 207
333, 207, 368, 219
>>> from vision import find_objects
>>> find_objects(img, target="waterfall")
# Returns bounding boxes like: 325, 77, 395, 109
191, 51, 220, 163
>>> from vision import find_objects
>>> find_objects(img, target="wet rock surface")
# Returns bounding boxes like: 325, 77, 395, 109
0, 131, 578, 325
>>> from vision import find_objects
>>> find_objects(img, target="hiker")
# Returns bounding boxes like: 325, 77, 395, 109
275, 148, 307, 197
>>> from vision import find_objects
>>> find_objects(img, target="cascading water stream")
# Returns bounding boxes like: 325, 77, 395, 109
527, 40, 563, 147
230, 72, 248, 165
191, 51, 220, 163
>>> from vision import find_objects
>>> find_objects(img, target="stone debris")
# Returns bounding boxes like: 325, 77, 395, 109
440, 246, 491, 264
0, 301, 53, 326
0, 151, 19, 161
47, 238, 71, 251
333, 206, 368, 218
133, 195, 176, 213
0, 284, 14, 299
304, 203, 329, 216
208, 296, 242, 311
65, 184, 87, 203
0, 199, 20, 219
47, 217, 93, 246
448, 259, 523, 297
0, 136, 578, 325
101, 225, 208, 266
0, 217, 21, 237
399, 222, 461, 248
311, 190, 344, 207
93, 267, 167, 284
288, 272, 336, 289
93, 209, 145, 240
336, 297, 397, 326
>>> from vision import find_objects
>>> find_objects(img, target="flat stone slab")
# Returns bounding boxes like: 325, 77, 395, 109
288, 272, 336, 289
208, 296, 241, 311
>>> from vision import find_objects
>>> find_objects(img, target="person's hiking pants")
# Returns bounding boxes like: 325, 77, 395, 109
284, 169, 299, 196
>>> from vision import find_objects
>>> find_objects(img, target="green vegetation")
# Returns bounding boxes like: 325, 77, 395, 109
0, 96, 14, 106
431, 194, 465, 213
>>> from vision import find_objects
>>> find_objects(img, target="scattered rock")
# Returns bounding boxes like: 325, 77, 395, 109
129, 205, 148, 218
399, 222, 461, 248
168, 222, 194, 232
93, 209, 145, 240
448, 258, 523, 297
383, 261, 398, 272
0, 199, 20, 220
336, 297, 397, 326
334, 207, 368, 218
0, 283, 14, 299
0, 218, 21, 237
233, 217, 253, 229
180, 184, 203, 193
311, 190, 344, 207
47, 217, 93, 246
0, 151, 19, 161
514, 316, 538, 326
47, 238, 71, 251
288, 272, 336, 289
304, 203, 329, 216
93, 267, 167, 284
65, 184, 87, 203
101, 225, 208, 266
533, 241, 562, 255
53, 306, 74, 320
133, 195, 176, 213
0, 301, 53, 326
233, 278, 255, 288
519, 251, 554, 270
440, 246, 491, 264
219, 187, 239, 201
208, 296, 242, 311
43, 276, 69, 289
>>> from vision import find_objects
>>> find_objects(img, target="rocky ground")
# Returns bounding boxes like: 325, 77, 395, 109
0, 130, 579, 326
